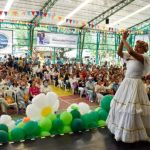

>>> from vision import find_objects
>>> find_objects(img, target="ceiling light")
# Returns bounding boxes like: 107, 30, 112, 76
0, 0, 14, 19
57, 0, 92, 26
108, 4, 150, 27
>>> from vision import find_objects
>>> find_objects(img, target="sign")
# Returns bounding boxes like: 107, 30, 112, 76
0, 30, 13, 54
37, 32, 78, 48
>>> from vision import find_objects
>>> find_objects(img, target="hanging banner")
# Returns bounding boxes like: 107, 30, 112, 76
37, 32, 78, 48
0, 30, 13, 54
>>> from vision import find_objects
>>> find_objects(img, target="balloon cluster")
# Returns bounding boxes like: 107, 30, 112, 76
0, 95, 113, 143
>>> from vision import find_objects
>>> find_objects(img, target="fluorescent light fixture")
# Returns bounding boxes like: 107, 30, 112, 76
109, 4, 150, 27
57, 0, 92, 26
0, 0, 14, 19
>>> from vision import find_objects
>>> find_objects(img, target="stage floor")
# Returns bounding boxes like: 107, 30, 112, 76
1, 128, 150, 150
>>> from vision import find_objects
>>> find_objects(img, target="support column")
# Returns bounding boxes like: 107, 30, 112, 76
28, 25, 35, 56
52, 47, 56, 64
96, 32, 100, 65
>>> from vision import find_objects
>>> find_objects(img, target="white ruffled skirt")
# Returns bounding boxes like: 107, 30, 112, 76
106, 77, 150, 143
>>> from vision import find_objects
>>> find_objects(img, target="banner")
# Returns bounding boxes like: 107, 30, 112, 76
37, 32, 78, 48
0, 30, 13, 54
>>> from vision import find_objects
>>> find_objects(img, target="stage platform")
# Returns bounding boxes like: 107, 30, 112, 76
1, 128, 150, 150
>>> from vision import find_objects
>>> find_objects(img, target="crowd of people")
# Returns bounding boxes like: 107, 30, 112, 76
0, 54, 149, 114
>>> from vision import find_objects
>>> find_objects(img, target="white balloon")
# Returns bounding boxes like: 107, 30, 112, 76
8, 120, 16, 130
0, 115, 12, 124
32, 93, 47, 108
52, 99, 60, 112
47, 92, 58, 100
78, 102, 91, 115
26, 104, 41, 121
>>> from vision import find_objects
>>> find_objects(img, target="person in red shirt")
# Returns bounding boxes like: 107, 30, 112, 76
29, 81, 40, 100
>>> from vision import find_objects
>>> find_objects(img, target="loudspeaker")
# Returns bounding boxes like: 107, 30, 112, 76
106, 18, 109, 24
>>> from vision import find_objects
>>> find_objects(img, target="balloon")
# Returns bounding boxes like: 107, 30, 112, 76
47, 114, 57, 122
95, 107, 100, 112
46, 92, 58, 100
23, 121, 40, 139
67, 103, 79, 112
15, 119, 22, 125
0, 124, 8, 132
98, 120, 106, 127
101, 95, 113, 112
81, 114, 89, 129
0, 130, 8, 143
0, 115, 11, 124
0, 115, 15, 130
26, 104, 41, 121
78, 103, 91, 115
81, 112, 99, 129
63, 126, 72, 134
71, 109, 81, 119
98, 109, 108, 121
71, 119, 84, 132
38, 118, 52, 132
60, 111, 72, 125
40, 131, 51, 137
23, 117, 30, 123
17, 122, 25, 128
51, 119, 64, 134
11, 128, 25, 141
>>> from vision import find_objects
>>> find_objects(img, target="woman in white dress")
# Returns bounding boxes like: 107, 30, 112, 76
107, 31, 150, 143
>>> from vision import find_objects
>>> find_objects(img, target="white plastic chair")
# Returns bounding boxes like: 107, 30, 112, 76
4, 90, 18, 113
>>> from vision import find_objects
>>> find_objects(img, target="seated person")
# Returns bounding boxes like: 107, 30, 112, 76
29, 81, 40, 99
112, 78, 120, 94
78, 75, 86, 97
17, 81, 30, 109
85, 77, 95, 102
41, 80, 51, 94
95, 80, 104, 104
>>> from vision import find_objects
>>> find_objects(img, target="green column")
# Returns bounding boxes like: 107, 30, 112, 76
28, 25, 35, 56
96, 32, 100, 65
76, 31, 81, 62
52, 47, 56, 64
79, 30, 86, 63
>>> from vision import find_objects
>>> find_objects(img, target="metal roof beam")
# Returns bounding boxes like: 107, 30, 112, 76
81, 0, 135, 29
30, 0, 58, 24
128, 18, 150, 30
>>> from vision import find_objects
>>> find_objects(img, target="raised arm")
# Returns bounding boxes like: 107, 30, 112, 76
122, 31, 144, 64
117, 41, 124, 58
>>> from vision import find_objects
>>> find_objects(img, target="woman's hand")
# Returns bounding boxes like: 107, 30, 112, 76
122, 31, 129, 41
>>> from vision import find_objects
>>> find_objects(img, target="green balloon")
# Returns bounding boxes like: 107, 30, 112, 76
88, 111, 99, 122
81, 114, 89, 129
95, 107, 100, 112
0, 124, 8, 133
98, 109, 108, 121
17, 122, 25, 128
8, 132, 12, 141
0, 130, 8, 143
63, 126, 72, 134
51, 119, 64, 134
38, 118, 52, 132
60, 111, 72, 125
98, 120, 106, 127
11, 128, 25, 141
40, 131, 51, 137
101, 95, 113, 112
47, 114, 57, 122
71, 110, 81, 119
23, 121, 40, 139
71, 119, 84, 132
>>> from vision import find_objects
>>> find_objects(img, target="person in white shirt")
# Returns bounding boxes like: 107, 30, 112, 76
41, 80, 51, 94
